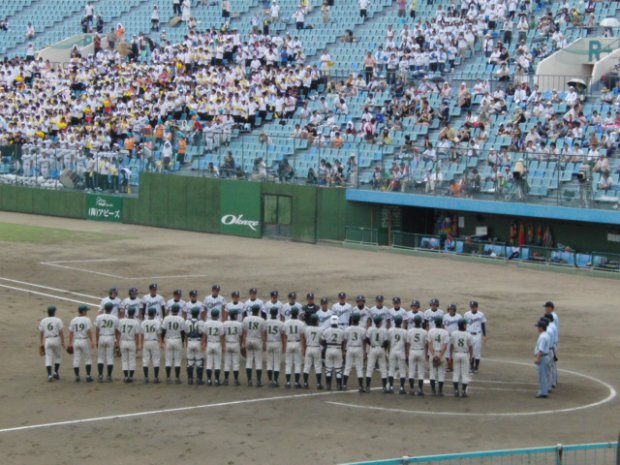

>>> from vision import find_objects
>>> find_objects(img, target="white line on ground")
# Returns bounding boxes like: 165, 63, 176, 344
0, 277, 101, 300
41, 259, 118, 264
474, 379, 539, 386
40, 261, 210, 280
41, 262, 125, 279
0, 283, 99, 307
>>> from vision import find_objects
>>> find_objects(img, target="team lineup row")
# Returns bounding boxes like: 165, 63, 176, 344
39, 292, 487, 397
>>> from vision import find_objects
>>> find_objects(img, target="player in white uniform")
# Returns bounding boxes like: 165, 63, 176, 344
120, 287, 142, 319
204, 308, 224, 385
544, 301, 559, 387
185, 290, 206, 321
332, 292, 353, 329
442, 303, 462, 370
119, 307, 141, 383
222, 308, 243, 385
166, 289, 186, 318
95, 302, 119, 382
302, 314, 323, 389
161, 304, 186, 383
365, 315, 389, 392
464, 300, 487, 373
387, 315, 408, 394
316, 298, 333, 329
264, 307, 284, 387
424, 298, 444, 328
141, 307, 162, 383
370, 296, 391, 329
243, 305, 266, 386
184, 306, 205, 384
321, 315, 345, 391
406, 314, 427, 395
542, 313, 558, 389
450, 318, 473, 397
405, 300, 423, 328
390, 297, 407, 329
352, 295, 371, 329
39, 305, 65, 382
204, 284, 226, 320
69, 305, 95, 382
280, 292, 302, 321
142, 283, 166, 320
225, 290, 245, 322
343, 310, 367, 392
428, 316, 449, 396
99, 288, 121, 317
243, 288, 265, 319
263, 290, 282, 320
283, 307, 305, 388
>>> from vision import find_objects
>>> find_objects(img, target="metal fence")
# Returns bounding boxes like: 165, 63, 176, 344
345, 226, 378, 245
339, 441, 619, 465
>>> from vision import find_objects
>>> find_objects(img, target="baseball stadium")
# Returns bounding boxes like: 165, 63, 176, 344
0, 0, 619, 464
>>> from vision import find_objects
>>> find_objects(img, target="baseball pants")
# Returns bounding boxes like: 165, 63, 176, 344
245, 339, 263, 369
537, 354, 550, 396
452, 352, 470, 384
120, 341, 136, 371
470, 333, 482, 359
304, 347, 322, 375
142, 340, 160, 368
73, 339, 92, 368
430, 357, 446, 382
408, 349, 425, 381
548, 347, 557, 387
265, 342, 282, 371
186, 340, 203, 368
44, 337, 62, 367
165, 338, 183, 367
224, 343, 240, 371
344, 347, 364, 377
206, 343, 222, 370
325, 347, 343, 373
285, 342, 302, 375
366, 347, 387, 378
97, 336, 115, 366
388, 350, 407, 378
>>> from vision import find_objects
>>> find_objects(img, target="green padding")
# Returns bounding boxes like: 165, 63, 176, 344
317, 188, 346, 241
0, 185, 17, 211
133, 173, 151, 225
63, 191, 86, 218
204, 178, 221, 233
15, 186, 33, 213
168, 175, 188, 229
292, 185, 316, 243
150, 176, 169, 227
186, 176, 208, 231
263, 194, 278, 224
32, 188, 50, 215
220, 180, 260, 237
122, 197, 138, 224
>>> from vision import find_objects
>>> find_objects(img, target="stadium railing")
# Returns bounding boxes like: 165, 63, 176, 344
344, 226, 378, 245
338, 441, 619, 465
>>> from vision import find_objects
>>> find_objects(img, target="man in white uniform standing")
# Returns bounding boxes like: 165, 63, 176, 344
119, 307, 141, 383
464, 300, 487, 373
450, 318, 473, 397
99, 288, 121, 317
387, 315, 408, 394
243, 304, 265, 387
95, 302, 119, 382
142, 284, 166, 320
161, 304, 185, 383
424, 298, 444, 328
406, 314, 427, 395
321, 315, 345, 391
141, 307, 162, 383
185, 306, 205, 385
343, 310, 367, 392
283, 307, 305, 388
302, 314, 323, 389
223, 308, 243, 385
428, 316, 449, 396
204, 284, 226, 320
265, 307, 284, 387
365, 315, 389, 393
39, 305, 65, 382
69, 305, 95, 383
204, 308, 224, 385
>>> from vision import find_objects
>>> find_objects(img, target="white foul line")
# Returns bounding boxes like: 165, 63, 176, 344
0, 277, 101, 300
0, 283, 99, 307
0, 390, 354, 434
40, 261, 210, 280
40, 262, 125, 280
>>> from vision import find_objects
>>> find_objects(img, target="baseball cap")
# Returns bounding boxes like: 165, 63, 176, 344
376, 295, 384, 302
330, 315, 339, 325
356, 295, 365, 302
231, 290, 240, 297
173, 289, 182, 296
306, 292, 315, 299
212, 284, 221, 291
410, 300, 420, 307
448, 303, 457, 310
249, 288, 258, 294
109, 287, 118, 294
338, 292, 346, 299
78, 305, 89, 312
320, 297, 328, 305
392, 296, 401, 304
270, 290, 279, 297
469, 300, 478, 307
543, 301, 554, 309
47, 304, 57, 312
149, 283, 158, 290
535, 319, 548, 329
288, 292, 297, 299
189, 289, 198, 297
430, 298, 439, 305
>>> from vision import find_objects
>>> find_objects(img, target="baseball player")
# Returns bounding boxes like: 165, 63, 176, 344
390, 297, 407, 329
166, 289, 186, 318
140, 307, 162, 383
204, 308, 224, 386
544, 301, 559, 343
185, 306, 205, 385
316, 297, 333, 329
280, 292, 302, 321
161, 304, 186, 384
343, 311, 367, 392
332, 292, 352, 329
119, 307, 141, 383
321, 315, 345, 391
120, 287, 142, 319
225, 291, 245, 322
428, 316, 449, 396
68, 305, 95, 383
243, 288, 264, 319
242, 304, 265, 387
264, 291, 282, 320
283, 307, 305, 388
95, 302, 119, 382
186, 290, 206, 321
38, 305, 65, 382
544, 301, 559, 385
442, 303, 462, 370
264, 307, 284, 387
142, 284, 166, 320
352, 295, 371, 329
424, 298, 444, 328
204, 284, 226, 320
464, 301, 487, 373
370, 295, 391, 329
302, 313, 323, 389
99, 287, 121, 317
406, 300, 423, 328
542, 313, 558, 389
450, 318, 473, 397
222, 308, 243, 386
534, 318, 551, 398
387, 315, 408, 394
406, 314, 427, 395
302, 292, 319, 324
365, 315, 389, 393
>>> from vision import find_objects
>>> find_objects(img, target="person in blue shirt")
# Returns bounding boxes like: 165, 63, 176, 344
534, 319, 551, 398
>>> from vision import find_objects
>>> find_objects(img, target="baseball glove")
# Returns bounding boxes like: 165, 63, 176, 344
66, 345, 74, 355
39, 345, 45, 357
432, 355, 441, 368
